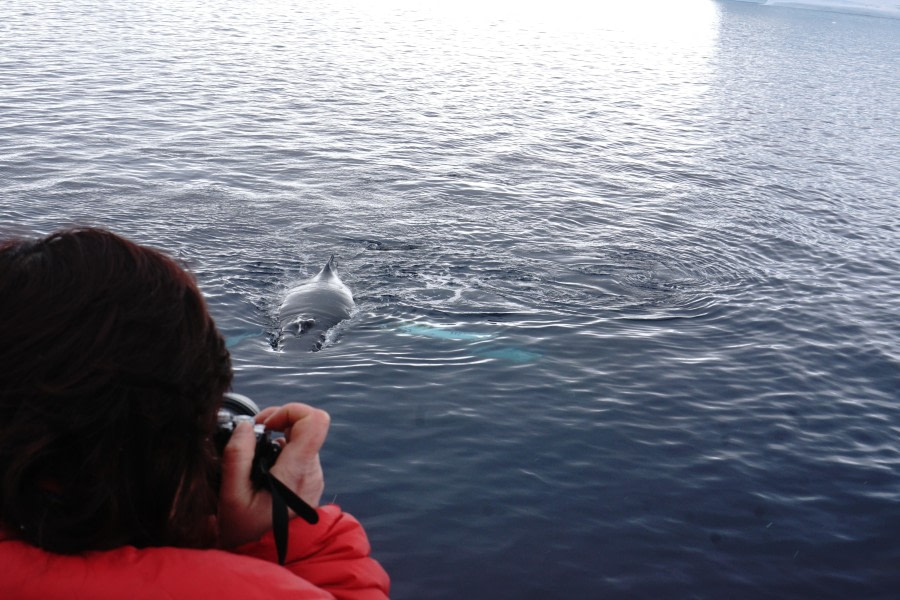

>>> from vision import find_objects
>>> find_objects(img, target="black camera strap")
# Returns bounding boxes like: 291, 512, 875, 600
264, 472, 319, 565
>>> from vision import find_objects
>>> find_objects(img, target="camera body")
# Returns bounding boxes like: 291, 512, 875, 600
214, 392, 281, 489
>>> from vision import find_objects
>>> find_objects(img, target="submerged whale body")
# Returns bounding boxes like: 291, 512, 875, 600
274, 256, 355, 351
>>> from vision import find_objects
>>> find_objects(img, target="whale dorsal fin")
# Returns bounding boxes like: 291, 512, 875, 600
317, 255, 338, 281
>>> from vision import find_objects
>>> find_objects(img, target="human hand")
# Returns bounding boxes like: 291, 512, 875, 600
217, 403, 330, 548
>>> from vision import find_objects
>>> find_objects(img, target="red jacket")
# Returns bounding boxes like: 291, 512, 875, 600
0, 505, 389, 599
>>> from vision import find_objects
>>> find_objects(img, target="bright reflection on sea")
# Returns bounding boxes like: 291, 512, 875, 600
337, 0, 721, 55
345, 0, 720, 35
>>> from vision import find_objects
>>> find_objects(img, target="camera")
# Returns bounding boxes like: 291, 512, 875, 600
213, 393, 319, 559
214, 392, 281, 489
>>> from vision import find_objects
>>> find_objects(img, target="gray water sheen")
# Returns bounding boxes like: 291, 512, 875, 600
1, 1, 899, 598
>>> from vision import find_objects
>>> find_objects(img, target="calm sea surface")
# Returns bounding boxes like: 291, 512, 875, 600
1, 0, 899, 597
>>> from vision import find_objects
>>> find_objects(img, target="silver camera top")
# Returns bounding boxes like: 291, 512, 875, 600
218, 393, 267, 435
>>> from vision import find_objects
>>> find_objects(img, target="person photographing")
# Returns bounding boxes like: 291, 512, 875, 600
0, 227, 389, 599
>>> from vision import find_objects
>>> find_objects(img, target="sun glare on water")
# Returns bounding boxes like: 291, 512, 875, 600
353, 0, 720, 39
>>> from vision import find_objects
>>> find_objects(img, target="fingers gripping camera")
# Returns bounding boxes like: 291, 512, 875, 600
214, 393, 281, 490
215, 393, 319, 564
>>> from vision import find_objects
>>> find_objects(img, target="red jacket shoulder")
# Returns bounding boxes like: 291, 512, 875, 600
0, 505, 388, 600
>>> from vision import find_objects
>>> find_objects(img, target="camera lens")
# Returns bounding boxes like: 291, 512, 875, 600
221, 392, 260, 417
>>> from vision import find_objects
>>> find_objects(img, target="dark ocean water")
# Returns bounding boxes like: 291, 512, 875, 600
1, 0, 899, 597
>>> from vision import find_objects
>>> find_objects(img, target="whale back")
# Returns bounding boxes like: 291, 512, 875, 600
274, 256, 355, 351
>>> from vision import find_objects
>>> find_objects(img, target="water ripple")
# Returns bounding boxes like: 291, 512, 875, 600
2, 1, 899, 598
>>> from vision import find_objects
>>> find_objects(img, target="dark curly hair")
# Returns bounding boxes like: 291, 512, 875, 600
0, 227, 232, 552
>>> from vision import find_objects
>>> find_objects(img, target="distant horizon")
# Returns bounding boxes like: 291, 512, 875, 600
729, 0, 900, 20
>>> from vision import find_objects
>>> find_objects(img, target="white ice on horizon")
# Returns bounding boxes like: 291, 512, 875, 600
733, 0, 900, 19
